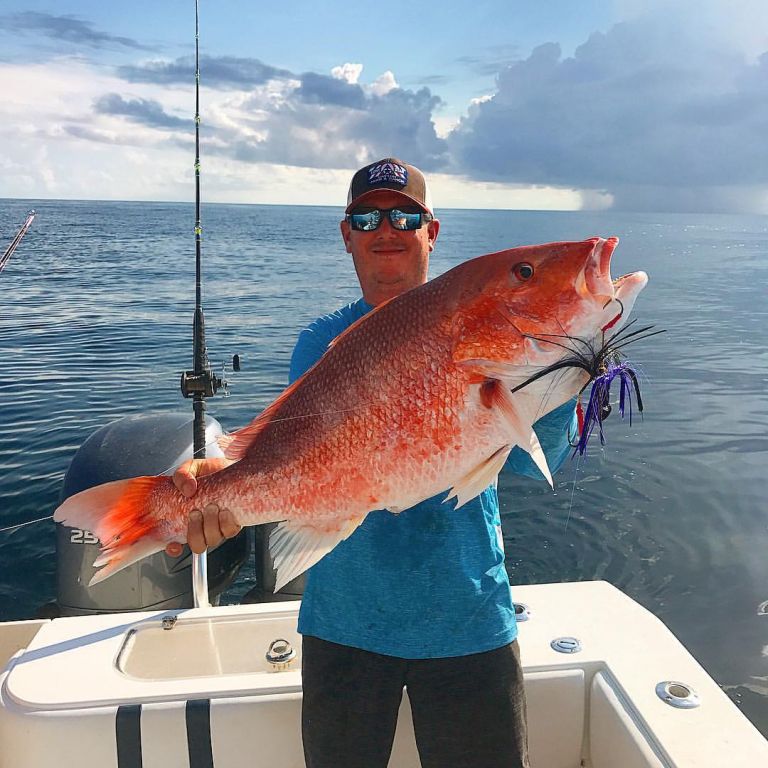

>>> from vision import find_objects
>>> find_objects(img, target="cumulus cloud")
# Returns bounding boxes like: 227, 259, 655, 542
331, 63, 363, 84
447, 11, 768, 211
368, 71, 398, 97
118, 55, 293, 89
207, 80, 447, 172
1, 11, 150, 51
103, 57, 448, 173
295, 72, 366, 109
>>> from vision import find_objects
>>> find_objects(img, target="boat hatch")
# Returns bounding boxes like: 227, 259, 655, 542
117, 614, 302, 680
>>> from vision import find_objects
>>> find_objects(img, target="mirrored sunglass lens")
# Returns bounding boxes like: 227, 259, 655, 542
350, 211, 381, 230
388, 210, 422, 230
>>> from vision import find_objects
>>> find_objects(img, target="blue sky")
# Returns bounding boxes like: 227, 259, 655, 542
1, 1, 767, 211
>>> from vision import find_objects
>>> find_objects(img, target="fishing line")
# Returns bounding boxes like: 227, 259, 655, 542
563, 451, 585, 534
2, 395, 373, 536
0, 515, 54, 535
152, 402, 379, 478
0, 379, 587, 536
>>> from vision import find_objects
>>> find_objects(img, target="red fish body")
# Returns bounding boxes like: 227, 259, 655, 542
54, 237, 648, 589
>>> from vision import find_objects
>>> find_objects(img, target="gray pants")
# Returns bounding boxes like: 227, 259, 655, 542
301, 636, 530, 768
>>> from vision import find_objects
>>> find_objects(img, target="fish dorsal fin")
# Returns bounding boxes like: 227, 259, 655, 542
269, 515, 366, 592
484, 379, 553, 487
446, 445, 512, 509
215, 432, 236, 454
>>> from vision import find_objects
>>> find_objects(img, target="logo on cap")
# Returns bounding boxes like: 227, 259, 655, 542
367, 161, 408, 187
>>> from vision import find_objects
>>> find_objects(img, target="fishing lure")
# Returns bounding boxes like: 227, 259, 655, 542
571, 352, 643, 455
512, 317, 665, 455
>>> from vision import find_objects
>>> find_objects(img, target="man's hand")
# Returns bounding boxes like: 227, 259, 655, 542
164, 457, 242, 557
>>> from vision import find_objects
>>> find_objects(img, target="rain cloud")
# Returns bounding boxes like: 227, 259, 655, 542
447, 14, 768, 211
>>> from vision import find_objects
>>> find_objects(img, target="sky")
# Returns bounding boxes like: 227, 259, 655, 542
1, 0, 767, 212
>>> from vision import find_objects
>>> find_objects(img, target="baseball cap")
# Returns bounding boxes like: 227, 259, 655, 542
345, 158, 433, 215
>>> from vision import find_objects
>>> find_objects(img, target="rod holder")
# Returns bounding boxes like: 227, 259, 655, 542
192, 552, 210, 608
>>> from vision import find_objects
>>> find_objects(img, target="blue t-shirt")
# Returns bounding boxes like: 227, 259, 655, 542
289, 298, 575, 659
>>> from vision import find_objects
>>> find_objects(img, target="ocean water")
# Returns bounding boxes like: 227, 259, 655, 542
1, 199, 766, 736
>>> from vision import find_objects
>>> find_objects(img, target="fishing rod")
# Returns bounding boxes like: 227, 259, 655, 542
179, 0, 227, 608
0, 210, 35, 274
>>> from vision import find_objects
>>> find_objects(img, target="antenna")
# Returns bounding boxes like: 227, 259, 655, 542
0, 210, 35, 273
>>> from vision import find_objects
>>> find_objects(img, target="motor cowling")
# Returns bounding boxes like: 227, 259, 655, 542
55, 412, 249, 615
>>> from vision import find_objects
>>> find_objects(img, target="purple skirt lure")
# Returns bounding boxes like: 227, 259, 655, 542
573, 359, 643, 456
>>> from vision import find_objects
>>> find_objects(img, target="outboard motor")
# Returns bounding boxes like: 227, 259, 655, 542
55, 412, 249, 616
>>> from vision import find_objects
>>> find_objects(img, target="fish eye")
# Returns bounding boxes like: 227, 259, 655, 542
513, 263, 534, 281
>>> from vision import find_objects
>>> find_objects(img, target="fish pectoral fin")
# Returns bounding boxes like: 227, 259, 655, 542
455, 358, 533, 387
268, 516, 366, 592
446, 445, 512, 509
487, 381, 554, 488
532, 366, 588, 414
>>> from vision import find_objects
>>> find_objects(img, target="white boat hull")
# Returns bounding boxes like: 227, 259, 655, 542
1, 581, 766, 767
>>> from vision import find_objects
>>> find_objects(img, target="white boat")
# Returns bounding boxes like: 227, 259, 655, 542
2, 579, 766, 767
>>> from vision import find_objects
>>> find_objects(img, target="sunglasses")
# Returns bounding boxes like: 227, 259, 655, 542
346, 207, 433, 232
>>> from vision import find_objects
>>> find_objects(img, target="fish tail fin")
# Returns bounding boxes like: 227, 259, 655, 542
53, 476, 169, 585
89, 537, 166, 586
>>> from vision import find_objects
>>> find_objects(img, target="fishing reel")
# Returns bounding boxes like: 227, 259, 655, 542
180, 354, 241, 399
180, 367, 221, 399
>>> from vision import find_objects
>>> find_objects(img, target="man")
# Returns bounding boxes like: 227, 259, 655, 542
168, 158, 576, 768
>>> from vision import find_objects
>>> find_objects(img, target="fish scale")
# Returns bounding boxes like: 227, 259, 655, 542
54, 237, 648, 590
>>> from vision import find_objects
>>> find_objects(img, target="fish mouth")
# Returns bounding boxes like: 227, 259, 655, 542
584, 237, 619, 302
611, 270, 649, 326
582, 237, 648, 332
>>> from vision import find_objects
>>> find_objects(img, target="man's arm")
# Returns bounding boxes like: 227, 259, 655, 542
289, 325, 334, 383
